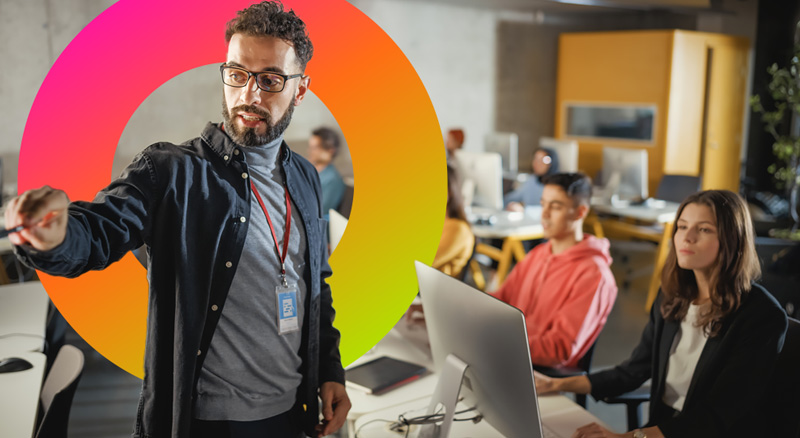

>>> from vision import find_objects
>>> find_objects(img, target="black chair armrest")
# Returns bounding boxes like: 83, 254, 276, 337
533, 364, 587, 378
602, 385, 651, 431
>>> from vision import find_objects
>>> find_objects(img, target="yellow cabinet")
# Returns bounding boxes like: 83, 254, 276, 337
555, 30, 750, 194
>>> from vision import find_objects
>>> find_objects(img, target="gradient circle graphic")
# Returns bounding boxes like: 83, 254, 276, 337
19, 0, 445, 378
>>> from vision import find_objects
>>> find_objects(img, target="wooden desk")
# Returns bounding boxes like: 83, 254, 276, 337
0, 351, 47, 438
0, 282, 50, 355
468, 208, 544, 286
592, 201, 679, 311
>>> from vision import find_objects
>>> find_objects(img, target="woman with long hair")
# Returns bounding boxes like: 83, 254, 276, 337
535, 190, 788, 438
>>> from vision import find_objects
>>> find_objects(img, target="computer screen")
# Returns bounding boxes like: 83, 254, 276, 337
601, 146, 648, 200
415, 261, 545, 438
539, 137, 579, 173
455, 151, 504, 210
484, 132, 519, 175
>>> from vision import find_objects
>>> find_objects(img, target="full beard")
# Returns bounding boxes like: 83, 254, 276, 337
221, 95, 295, 147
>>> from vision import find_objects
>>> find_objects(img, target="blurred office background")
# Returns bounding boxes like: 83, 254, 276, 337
2, 0, 800, 436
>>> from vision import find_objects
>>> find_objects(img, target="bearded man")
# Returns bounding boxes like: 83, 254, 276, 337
4, 2, 349, 437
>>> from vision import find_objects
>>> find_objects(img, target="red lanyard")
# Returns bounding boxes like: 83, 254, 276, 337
249, 180, 291, 277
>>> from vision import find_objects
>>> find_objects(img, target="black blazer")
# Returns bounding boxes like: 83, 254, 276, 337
589, 284, 787, 438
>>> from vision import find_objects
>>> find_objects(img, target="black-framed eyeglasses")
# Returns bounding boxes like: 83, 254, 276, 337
219, 64, 303, 93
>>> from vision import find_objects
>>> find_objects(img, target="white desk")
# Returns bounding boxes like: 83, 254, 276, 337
0, 281, 49, 355
0, 351, 46, 438
591, 200, 680, 224
346, 320, 609, 438
347, 323, 436, 426
354, 394, 609, 438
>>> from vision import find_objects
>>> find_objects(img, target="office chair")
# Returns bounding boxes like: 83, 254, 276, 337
604, 317, 800, 434
458, 236, 486, 290
35, 345, 85, 438
601, 383, 651, 430
533, 342, 597, 408
44, 303, 68, 373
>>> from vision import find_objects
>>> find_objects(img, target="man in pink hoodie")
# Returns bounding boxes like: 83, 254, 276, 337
491, 173, 617, 368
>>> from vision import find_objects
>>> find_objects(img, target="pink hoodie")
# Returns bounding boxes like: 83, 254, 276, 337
491, 235, 618, 368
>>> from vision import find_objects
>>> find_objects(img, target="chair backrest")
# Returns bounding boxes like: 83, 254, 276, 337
36, 345, 85, 438
655, 175, 701, 203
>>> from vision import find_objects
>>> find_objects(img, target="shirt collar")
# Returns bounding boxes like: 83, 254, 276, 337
200, 122, 294, 167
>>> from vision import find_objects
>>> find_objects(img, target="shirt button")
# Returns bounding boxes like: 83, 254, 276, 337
239, 216, 246, 223
241, 172, 248, 179
211, 305, 219, 311
225, 261, 233, 268
234, 149, 240, 156
197, 350, 202, 356
223, 155, 229, 161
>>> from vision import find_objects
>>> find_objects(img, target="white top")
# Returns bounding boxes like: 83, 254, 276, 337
662, 303, 709, 411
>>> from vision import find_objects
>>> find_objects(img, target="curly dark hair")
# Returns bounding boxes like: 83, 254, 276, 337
225, 1, 314, 71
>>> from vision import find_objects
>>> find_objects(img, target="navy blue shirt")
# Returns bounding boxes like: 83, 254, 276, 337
15, 123, 344, 438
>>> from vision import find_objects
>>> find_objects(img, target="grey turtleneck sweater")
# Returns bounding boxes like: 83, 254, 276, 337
195, 135, 308, 421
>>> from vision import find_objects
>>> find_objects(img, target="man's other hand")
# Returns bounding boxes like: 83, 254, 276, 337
316, 381, 351, 437
4, 186, 69, 251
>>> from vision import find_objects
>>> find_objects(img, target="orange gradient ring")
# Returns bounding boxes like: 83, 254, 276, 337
19, 0, 445, 377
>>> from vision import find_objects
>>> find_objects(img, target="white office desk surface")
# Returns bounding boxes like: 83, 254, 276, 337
0, 281, 49, 354
592, 200, 680, 224
347, 323, 436, 419
0, 351, 47, 438
468, 208, 544, 239
353, 393, 611, 438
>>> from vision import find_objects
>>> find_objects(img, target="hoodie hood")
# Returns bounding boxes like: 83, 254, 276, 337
550, 235, 612, 266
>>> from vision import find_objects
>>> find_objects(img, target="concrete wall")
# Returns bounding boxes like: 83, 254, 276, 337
0, 0, 760, 192
495, 10, 698, 173
350, 0, 501, 153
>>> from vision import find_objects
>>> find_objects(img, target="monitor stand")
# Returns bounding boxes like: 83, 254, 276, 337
418, 354, 469, 438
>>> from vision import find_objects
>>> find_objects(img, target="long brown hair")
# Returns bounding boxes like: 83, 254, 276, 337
660, 190, 761, 337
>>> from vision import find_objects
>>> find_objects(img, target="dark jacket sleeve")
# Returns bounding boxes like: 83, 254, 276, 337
658, 286, 787, 438
14, 151, 156, 277
310, 163, 345, 385
588, 293, 661, 399
318, 238, 345, 384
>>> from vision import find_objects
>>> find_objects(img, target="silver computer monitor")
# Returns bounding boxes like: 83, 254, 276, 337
601, 146, 648, 201
539, 137, 579, 173
485, 132, 519, 175
455, 151, 504, 210
415, 261, 545, 438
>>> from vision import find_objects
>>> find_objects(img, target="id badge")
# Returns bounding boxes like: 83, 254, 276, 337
276, 283, 299, 335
